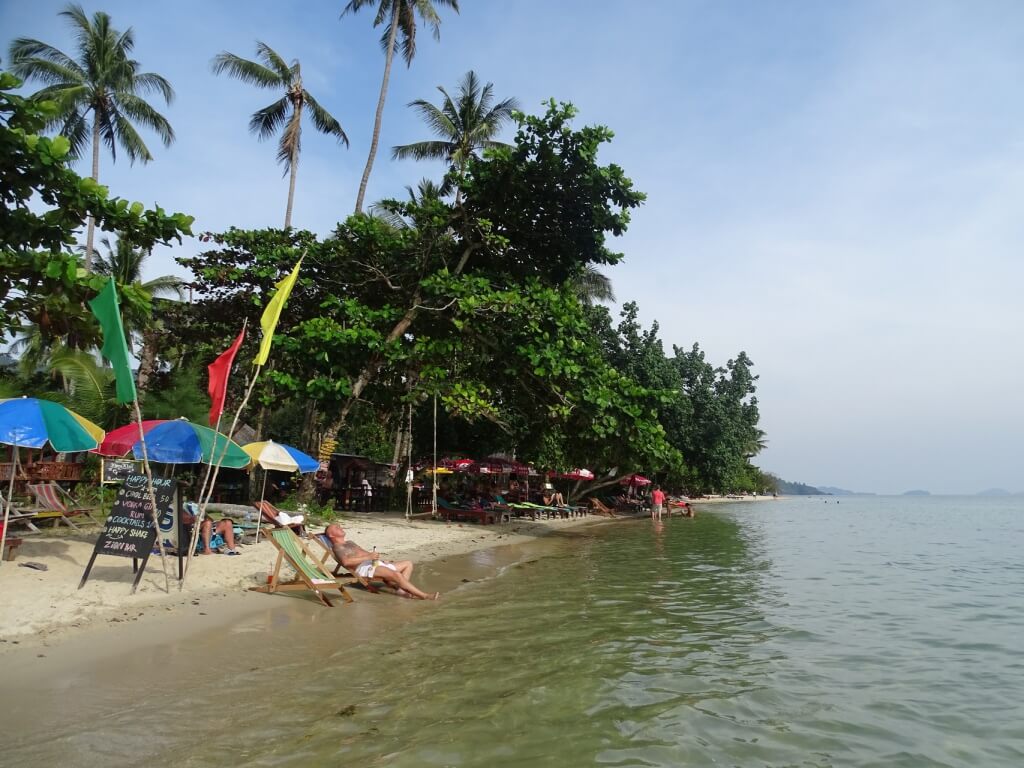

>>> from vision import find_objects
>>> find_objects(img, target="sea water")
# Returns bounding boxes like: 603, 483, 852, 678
9, 496, 1024, 766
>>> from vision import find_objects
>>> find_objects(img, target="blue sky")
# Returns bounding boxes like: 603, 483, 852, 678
4, 1, 1023, 494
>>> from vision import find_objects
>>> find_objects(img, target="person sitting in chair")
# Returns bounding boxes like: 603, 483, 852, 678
323, 524, 439, 600
542, 483, 566, 507
258, 503, 306, 538
182, 502, 239, 555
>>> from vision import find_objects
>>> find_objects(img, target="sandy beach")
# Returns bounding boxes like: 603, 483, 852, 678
0, 510, 609, 651
0, 496, 777, 652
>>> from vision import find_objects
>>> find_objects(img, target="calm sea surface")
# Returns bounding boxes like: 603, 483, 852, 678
10, 496, 1024, 767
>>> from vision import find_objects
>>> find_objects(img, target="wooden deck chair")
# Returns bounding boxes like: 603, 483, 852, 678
587, 497, 618, 517
0, 492, 43, 534
27, 482, 100, 529
310, 534, 381, 594
250, 528, 353, 607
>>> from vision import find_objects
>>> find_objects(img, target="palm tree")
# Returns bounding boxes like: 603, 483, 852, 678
342, 0, 460, 213
93, 234, 183, 395
571, 265, 616, 306
212, 42, 348, 228
8, 3, 175, 269
392, 70, 518, 198
93, 234, 183, 303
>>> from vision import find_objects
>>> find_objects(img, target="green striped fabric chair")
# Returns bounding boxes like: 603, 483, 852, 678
250, 528, 353, 607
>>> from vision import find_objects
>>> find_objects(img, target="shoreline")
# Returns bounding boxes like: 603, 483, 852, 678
0, 511, 607, 654
0, 496, 776, 655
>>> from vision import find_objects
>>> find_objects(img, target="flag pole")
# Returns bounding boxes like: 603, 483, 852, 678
181, 253, 302, 589
180, 366, 260, 589
132, 399, 170, 593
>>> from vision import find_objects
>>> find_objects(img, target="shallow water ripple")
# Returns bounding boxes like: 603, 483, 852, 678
84, 496, 1024, 767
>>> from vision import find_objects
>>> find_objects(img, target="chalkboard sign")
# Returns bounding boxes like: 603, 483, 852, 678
79, 474, 174, 593
101, 458, 142, 484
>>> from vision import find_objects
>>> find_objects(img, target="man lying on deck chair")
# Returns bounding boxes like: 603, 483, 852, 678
323, 524, 439, 600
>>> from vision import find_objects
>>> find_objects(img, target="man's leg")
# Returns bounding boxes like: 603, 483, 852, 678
216, 520, 236, 550
392, 560, 414, 579
200, 519, 213, 554
373, 565, 437, 600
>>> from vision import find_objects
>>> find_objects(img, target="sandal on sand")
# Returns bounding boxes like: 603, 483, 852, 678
224, 549, 240, 556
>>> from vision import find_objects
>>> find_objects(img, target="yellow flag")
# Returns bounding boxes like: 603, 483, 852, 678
254, 258, 303, 366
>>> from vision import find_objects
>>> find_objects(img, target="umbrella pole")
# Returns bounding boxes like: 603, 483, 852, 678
431, 395, 437, 519
194, 412, 224, 519
0, 441, 18, 569
254, 470, 268, 544
133, 400, 170, 593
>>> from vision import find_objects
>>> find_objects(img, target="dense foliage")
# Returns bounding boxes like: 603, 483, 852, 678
1, 4, 773, 498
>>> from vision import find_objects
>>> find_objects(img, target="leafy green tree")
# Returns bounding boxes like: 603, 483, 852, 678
9, 4, 175, 268
392, 70, 518, 198
212, 42, 349, 228
342, 0, 460, 213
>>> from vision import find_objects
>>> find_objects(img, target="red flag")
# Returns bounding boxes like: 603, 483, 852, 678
208, 326, 246, 426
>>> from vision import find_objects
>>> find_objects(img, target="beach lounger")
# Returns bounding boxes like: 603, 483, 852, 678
252, 500, 306, 536
26, 482, 101, 530
436, 497, 498, 525
310, 534, 381, 593
587, 498, 619, 517
249, 528, 354, 607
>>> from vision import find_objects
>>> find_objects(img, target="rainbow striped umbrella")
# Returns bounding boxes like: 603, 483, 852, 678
242, 441, 319, 473
0, 397, 105, 452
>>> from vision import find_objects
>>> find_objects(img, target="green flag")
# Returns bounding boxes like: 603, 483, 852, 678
89, 277, 137, 404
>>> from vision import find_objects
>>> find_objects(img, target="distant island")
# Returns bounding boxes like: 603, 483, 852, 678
976, 488, 1011, 496
903, 490, 931, 496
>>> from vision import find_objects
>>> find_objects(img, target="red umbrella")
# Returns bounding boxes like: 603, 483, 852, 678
620, 473, 652, 486
552, 468, 595, 481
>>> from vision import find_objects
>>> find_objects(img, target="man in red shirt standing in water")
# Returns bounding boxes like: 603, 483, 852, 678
651, 485, 666, 521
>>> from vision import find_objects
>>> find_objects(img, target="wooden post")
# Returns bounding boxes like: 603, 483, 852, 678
0, 441, 19, 568
132, 400, 170, 593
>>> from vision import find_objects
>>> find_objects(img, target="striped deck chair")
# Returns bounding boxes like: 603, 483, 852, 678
310, 533, 381, 594
27, 483, 100, 530
249, 528, 353, 607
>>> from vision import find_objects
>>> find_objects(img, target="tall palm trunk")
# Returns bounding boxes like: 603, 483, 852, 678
85, 115, 101, 271
353, 10, 399, 213
284, 149, 299, 228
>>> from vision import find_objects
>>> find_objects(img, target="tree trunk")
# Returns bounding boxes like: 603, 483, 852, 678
284, 112, 300, 228
84, 116, 101, 271
353, 8, 399, 213
135, 330, 158, 402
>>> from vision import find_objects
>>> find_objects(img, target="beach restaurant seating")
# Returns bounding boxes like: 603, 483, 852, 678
435, 497, 499, 525
250, 528, 353, 607
0, 492, 44, 534
26, 482, 100, 530
310, 533, 381, 594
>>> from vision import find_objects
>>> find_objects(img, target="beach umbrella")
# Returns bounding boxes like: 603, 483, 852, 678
242, 440, 319, 473
0, 397, 105, 567
0, 396, 105, 452
94, 418, 250, 468
243, 440, 319, 543
620, 473, 652, 486
554, 468, 595, 481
